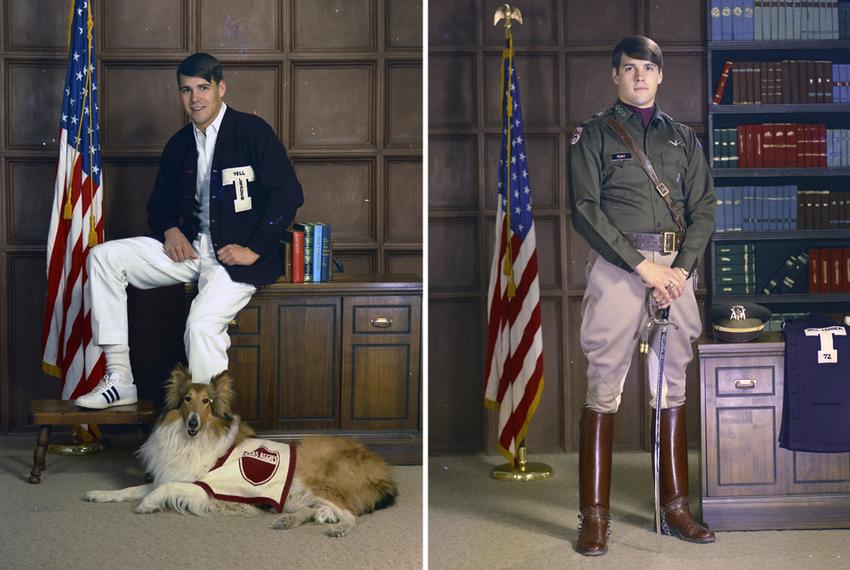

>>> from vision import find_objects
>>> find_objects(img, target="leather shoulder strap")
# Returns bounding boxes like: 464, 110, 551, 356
600, 115, 686, 232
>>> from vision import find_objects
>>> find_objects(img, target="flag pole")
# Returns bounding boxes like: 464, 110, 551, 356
490, 3, 551, 482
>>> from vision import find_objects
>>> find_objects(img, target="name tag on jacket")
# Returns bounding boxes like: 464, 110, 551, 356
223, 165, 255, 212
610, 152, 632, 161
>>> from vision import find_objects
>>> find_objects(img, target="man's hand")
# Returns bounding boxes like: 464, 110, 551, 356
163, 227, 197, 262
635, 260, 687, 306
217, 244, 259, 266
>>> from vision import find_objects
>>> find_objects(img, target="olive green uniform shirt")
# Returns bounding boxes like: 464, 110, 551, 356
568, 100, 716, 275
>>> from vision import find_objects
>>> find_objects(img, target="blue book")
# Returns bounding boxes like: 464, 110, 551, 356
732, 186, 743, 231
320, 223, 331, 282
732, 1, 744, 39
790, 186, 798, 229
743, 186, 755, 230
743, 0, 756, 39
722, 0, 734, 40
712, 0, 723, 40
715, 187, 727, 231
312, 222, 323, 283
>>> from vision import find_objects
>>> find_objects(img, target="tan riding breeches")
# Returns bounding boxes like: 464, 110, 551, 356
580, 250, 702, 414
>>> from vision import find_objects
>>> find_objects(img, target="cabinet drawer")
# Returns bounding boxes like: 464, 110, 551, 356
713, 361, 777, 398
352, 304, 411, 334
228, 306, 259, 335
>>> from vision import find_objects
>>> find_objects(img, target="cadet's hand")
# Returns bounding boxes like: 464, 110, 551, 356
163, 227, 197, 262
635, 260, 686, 305
217, 244, 259, 266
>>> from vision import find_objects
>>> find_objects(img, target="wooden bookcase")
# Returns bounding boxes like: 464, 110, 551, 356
706, 36, 850, 314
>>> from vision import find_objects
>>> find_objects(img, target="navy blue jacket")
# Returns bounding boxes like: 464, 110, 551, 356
147, 107, 303, 286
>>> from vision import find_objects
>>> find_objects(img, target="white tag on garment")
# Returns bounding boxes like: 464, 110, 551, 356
223, 166, 255, 212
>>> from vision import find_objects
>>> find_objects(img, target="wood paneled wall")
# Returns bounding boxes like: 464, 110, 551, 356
0, 0, 422, 432
428, 0, 709, 454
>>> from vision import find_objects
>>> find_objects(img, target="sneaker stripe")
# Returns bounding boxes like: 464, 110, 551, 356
109, 386, 119, 402
102, 390, 112, 403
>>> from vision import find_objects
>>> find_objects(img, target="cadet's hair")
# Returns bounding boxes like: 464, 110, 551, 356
612, 36, 663, 71
176, 53, 223, 84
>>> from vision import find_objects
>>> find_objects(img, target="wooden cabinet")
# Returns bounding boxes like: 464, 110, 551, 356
699, 336, 850, 530
217, 274, 421, 464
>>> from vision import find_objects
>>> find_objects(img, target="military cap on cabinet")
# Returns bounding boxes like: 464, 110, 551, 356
709, 302, 772, 343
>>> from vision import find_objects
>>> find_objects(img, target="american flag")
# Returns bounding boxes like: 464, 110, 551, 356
484, 39, 545, 466
41, 0, 106, 400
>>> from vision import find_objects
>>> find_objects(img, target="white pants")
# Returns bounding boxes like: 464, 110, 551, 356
88, 233, 256, 383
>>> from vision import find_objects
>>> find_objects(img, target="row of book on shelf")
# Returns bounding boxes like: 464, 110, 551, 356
714, 244, 850, 294
713, 60, 850, 104
761, 311, 849, 331
290, 222, 331, 283
712, 126, 850, 168
710, 0, 850, 41
714, 186, 850, 231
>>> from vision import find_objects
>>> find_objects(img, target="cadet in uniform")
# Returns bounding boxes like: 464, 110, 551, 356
76, 53, 303, 409
568, 36, 716, 555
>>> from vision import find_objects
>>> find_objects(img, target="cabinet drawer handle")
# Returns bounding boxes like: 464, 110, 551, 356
370, 317, 393, 328
734, 379, 757, 389
228, 318, 240, 329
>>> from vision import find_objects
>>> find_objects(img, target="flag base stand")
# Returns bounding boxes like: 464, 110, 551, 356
49, 439, 107, 456
491, 445, 553, 481
49, 426, 107, 456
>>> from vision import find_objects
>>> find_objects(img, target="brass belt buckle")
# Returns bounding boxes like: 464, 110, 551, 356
661, 231, 677, 254
656, 182, 670, 197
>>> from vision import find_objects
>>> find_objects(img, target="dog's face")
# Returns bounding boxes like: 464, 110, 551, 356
163, 364, 235, 437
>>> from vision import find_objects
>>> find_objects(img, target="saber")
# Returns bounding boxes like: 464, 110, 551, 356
652, 305, 670, 552
641, 294, 676, 552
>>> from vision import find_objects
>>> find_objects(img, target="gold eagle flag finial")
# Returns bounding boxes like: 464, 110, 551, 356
493, 4, 523, 30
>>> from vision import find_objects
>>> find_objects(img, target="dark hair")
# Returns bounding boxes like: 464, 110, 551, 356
612, 36, 663, 71
176, 53, 223, 84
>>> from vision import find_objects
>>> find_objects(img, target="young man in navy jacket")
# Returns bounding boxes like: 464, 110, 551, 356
77, 53, 303, 409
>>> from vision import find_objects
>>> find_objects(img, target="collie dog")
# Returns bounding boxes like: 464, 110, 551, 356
85, 365, 398, 536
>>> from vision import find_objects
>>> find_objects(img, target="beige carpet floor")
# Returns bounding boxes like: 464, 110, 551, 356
0, 434, 422, 570
429, 452, 850, 570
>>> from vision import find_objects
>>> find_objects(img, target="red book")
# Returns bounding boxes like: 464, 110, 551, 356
785, 123, 797, 168
818, 124, 827, 167
774, 125, 786, 168
822, 252, 831, 292
291, 230, 304, 283
713, 61, 733, 104
754, 125, 763, 168
832, 249, 843, 294
809, 248, 820, 293
801, 125, 813, 167
763, 124, 775, 168
844, 248, 850, 293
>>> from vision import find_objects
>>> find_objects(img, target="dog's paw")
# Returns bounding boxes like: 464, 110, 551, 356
327, 525, 348, 538
314, 505, 338, 524
134, 502, 159, 514
272, 515, 298, 530
85, 490, 119, 503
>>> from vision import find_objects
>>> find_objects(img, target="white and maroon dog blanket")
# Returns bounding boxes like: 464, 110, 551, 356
194, 439, 296, 512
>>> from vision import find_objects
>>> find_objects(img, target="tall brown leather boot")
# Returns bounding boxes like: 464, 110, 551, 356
576, 408, 614, 556
655, 405, 716, 543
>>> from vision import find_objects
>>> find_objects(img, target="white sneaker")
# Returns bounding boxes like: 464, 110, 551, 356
74, 373, 138, 409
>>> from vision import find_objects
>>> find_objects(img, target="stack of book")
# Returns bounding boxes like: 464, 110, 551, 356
290, 222, 332, 283
809, 247, 850, 291
715, 243, 757, 294
710, 1, 849, 41
721, 60, 837, 104
765, 312, 807, 332
797, 190, 850, 228
712, 124, 838, 168
762, 250, 809, 293
715, 185, 798, 231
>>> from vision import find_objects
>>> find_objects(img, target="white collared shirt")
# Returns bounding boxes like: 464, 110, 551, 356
192, 102, 228, 233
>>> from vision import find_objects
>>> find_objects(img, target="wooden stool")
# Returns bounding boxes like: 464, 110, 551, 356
28, 399, 157, 484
